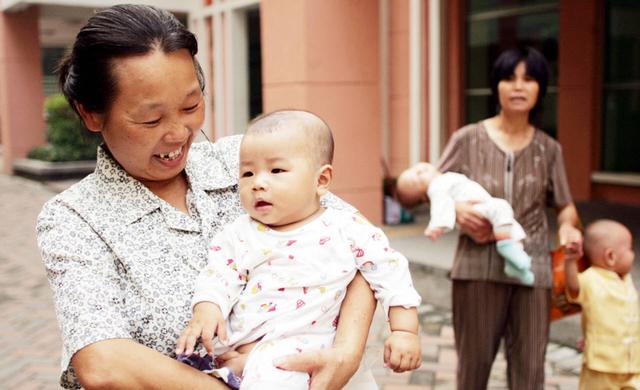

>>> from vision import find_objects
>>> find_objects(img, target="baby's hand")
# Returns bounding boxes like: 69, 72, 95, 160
424, 227, 444, 241
176, 302, 227, 356
384, 330, 422, 373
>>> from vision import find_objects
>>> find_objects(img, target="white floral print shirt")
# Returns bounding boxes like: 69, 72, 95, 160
193, 209, 421, 352
37, 136, 352, 389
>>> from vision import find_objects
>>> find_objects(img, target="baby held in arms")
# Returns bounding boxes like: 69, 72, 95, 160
397, 162, 534, 285
177, 110, 422, 389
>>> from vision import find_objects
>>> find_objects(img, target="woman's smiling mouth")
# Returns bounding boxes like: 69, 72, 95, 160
155, 146, 183, 161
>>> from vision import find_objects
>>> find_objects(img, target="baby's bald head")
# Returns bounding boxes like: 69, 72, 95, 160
584, 219, 631, 265
247, 110, 334, 167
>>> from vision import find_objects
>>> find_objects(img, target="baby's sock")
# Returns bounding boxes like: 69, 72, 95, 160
496, 239, 535, 285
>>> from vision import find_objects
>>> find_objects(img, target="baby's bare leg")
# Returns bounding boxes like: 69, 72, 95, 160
217, 340, 260, 377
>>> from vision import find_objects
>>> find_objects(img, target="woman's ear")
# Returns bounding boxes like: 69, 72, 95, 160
316, 164, 333, 196
76, 103, 104, 133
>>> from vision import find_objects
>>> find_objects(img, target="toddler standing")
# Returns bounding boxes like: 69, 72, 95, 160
396, 162, 534, 285
176, 110, 422, 389
565, 219, 639, 389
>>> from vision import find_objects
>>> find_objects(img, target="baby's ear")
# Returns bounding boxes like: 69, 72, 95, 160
603, 247, 616, 268
316, 164, 333, 196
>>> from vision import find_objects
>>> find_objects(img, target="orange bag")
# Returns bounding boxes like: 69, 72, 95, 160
550, 247, 589, 321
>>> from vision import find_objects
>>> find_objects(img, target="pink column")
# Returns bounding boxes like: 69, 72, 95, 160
0, 5, 45, 174
261, 0, 382, 223
557, 0, 600, 201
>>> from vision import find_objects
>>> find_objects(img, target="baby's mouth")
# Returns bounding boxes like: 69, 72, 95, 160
255, 200, 272, 208
154, 146, 183, 161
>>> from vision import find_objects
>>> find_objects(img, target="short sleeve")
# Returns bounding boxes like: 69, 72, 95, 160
345, 215, 422, 317
437, 128, 467, 173
547, 142, 573, 208
36, 200, 131, 373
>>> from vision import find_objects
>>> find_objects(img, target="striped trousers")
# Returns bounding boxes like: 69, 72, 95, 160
452, 280, 551, 390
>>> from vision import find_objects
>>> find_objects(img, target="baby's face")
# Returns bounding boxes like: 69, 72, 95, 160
397, 163, 438, 205
239, 127, 322, 230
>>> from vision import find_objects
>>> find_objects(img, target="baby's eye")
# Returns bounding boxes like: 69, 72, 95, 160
241, 171, 254, 178
271, 168, 285, 174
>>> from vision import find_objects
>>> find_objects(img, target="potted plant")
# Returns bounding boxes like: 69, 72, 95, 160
14, 94, 101, 179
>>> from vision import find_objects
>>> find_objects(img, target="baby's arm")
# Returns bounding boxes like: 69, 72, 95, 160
425, 190, 456, 239
347, 215, 422, 372
385, 307, 421, 372
564, 249, 581, 299
424, 226, 445, 241
177, 224, 248, 356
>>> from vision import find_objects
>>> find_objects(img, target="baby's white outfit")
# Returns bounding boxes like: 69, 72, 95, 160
192, 208, 421, 389
427, 172, 526, 241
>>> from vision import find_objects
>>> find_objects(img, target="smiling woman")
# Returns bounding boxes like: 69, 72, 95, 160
36, 4, 377, 390
77, 49, 205, 207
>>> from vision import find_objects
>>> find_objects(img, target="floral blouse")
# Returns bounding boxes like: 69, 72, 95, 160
36, 136, 348, 389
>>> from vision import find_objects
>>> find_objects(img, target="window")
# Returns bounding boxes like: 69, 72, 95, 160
601, 0, 640, 173
41, 47, 66, 96
465, 1, 559, 137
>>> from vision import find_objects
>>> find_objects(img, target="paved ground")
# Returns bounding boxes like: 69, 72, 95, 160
0, 173, 594, 389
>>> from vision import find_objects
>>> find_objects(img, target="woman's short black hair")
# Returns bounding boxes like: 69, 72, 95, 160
58, 4, 204, 118
490, 46, 549, 123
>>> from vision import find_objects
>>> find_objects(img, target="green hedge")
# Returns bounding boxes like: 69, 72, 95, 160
27, 94, 102, 162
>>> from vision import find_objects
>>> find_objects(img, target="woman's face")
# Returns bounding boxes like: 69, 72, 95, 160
497, 61, 540, 116
83, 49, 205, 187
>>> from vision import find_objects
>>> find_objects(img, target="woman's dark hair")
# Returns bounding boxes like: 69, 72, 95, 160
58, 4, 205, 117
490, 46, 549, 124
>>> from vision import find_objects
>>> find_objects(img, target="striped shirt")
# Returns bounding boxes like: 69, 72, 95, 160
438, 122, 572, 288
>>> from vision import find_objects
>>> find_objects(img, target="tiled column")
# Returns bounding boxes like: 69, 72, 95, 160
0, 5, 45, 173
261, 0, 382, 223
557, 0, 600, 201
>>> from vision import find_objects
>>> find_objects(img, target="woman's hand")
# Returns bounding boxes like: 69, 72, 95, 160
455, 201, 494, 244
559, 222, 583, 259
273, 345, 359, 390
557, 203, 583, 259
176, 302, 227, 356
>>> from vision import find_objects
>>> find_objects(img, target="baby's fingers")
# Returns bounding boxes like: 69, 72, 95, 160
216, 320, 228, 345
200, 326, 216, 356
386, 350, 402, 371
179, 324, 203, 356
383, 344, 391, 366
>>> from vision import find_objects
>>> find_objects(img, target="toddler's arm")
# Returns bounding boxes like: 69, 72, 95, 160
564, 249, 581, 299
384, 306, 421, 372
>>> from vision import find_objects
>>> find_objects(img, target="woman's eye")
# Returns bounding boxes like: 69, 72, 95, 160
241, 171, 253, 178
271, 168, 284, 174
142, 118, 161, 126
184, 102, 200, 112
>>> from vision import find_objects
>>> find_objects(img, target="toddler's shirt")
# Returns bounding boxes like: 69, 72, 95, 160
192, 208, 422, 351
568, 266, 640, 373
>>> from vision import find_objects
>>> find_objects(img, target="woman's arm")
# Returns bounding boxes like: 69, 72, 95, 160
73, 339, 228, 389
275, 272, 376, 390
455, 201, 495, 244
557, 202, 583, 258
37, 202, 226, 389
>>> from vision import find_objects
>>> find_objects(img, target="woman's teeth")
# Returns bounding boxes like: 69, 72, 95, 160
157, 147, 182, 161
